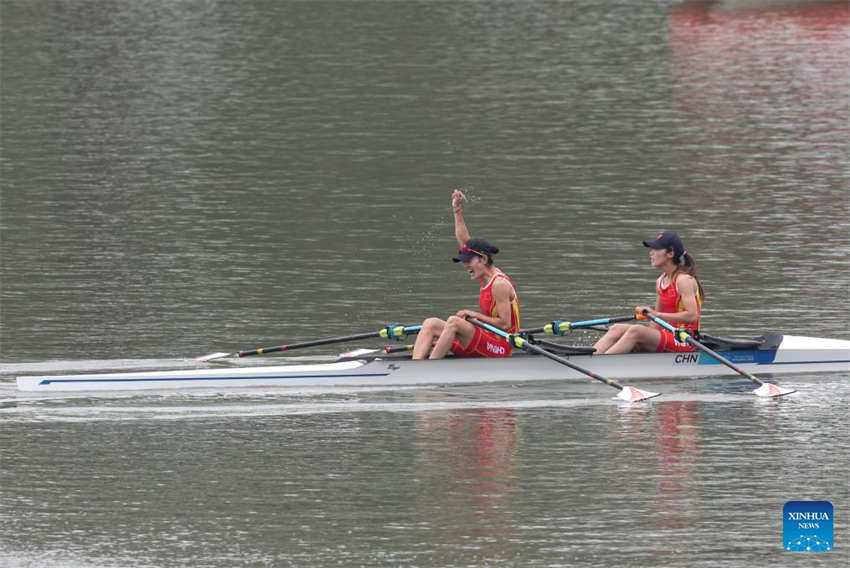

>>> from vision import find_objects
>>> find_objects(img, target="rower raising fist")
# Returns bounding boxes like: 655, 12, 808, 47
452, 189, 466, 212
412, 188, 520, 361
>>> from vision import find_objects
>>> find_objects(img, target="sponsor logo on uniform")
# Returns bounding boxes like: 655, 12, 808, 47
486, 342, 506, 355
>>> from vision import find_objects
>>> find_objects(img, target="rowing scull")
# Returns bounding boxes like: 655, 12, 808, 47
15, 334, 850, 392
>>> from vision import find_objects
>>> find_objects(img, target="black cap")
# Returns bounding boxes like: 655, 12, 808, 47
643, 231, 684, 258
453, 237, 499, 262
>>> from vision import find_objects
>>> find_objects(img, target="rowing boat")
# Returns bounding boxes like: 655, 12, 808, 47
16, 333, 850, 392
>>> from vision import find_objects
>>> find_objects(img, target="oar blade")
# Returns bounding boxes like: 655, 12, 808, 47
616, 385, 661, 403
753, 383, 796, 397
195, 352, 232, 362
338, 348, 381, 358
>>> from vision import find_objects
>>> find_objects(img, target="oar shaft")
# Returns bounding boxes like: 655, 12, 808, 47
237, 325, 421, 358
689, 339, 765, 385
238, 331, 379, 357
521, 315, 636, 335
467, 318, 626, 390
527, 342, 624, 388
641, 310, 764, 385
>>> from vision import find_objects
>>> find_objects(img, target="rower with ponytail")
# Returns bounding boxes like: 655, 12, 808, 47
672, 249, 705, 301
593, 231, 705, 355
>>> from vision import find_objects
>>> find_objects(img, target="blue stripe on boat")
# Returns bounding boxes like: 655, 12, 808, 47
768, 359, 850, 365
697, 351, 850, 366
698, 350, 777, 365
40, 372, 391, 385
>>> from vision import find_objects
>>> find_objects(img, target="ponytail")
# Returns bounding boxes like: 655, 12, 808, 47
673, 251, 705, 300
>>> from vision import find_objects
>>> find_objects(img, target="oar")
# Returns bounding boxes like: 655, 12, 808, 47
196, 324, 422, 362
640, 310, 795, 397
521, 315, 636, 336
338, 344, 415, 359
468, 318, 659, 402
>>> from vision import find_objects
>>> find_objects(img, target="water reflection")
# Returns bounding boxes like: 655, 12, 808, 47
415, 406, 519, 562
654, 401, 700, 530
668, 0, 849, 172
664, 0, 850, 337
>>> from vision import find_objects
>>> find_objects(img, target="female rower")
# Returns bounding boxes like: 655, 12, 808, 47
593, 231, 704, 354
412, 190, 521, 360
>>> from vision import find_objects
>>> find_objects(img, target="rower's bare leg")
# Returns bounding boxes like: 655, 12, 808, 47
412, 318, 445, 359
604, 325, 662, 354
593, 323, 631, 354
429, 316, 476, 359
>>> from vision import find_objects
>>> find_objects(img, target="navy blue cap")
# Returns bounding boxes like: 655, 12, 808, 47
643, 231, 684, 258
453, 238, 499, 262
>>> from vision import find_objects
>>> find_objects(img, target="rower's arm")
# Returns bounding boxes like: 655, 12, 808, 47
648, 276, 700, 324
466, 278, 513, 330
456, 280, 514, 330
490, 279, 515, 330
452, 189, 470, 246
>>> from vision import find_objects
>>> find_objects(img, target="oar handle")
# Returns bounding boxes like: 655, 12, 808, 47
237, 325, 421, 358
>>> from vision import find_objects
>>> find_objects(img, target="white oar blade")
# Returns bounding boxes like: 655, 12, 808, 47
616, 386, 661, 402
338, 348, 381, 358
195, 352, 232, 362
753, 383, 796, 397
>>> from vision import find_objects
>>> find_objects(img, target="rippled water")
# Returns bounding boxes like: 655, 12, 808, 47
2, 0, 849, 565
2, 373, 848, 567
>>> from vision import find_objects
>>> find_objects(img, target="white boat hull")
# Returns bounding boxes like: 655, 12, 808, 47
15, 335, 850, 392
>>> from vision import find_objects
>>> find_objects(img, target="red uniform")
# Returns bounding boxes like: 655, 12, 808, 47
655, 274, 701, 353
452, 273, 521, 358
